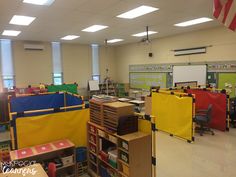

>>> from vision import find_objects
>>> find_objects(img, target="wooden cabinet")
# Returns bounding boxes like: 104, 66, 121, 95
10, 139, 77, 177
87, 121, 151, 177
117, 132, 152, 177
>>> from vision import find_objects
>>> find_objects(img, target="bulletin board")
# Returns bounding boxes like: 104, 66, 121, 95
129, 72, 167, 90
218, 73, 236, 97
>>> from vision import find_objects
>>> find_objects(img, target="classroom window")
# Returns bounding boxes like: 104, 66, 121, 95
91, 44, 100, 82
2, 75, 15, 89
52, 42, 63, 85
0, 39, 15, 89
53, 73, 63, 85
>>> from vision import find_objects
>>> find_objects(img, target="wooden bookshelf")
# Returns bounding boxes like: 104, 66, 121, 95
87, 121, 151, 177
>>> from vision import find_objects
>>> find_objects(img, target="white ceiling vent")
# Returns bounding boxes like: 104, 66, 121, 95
24, 43, 45, 50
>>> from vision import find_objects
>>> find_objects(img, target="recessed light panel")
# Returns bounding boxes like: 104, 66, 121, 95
132, 31, 158, 37
107, 39, 124, 43
174, 17, 213, 27
61, 35, 80, 40
9, 15, 36, 26
82, 25, 108, 32
117, 5, 159, 19
2, 30, 21, 36
23, 0, 55, 6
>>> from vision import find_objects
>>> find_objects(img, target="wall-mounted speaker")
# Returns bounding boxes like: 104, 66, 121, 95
148, 52, 153, 57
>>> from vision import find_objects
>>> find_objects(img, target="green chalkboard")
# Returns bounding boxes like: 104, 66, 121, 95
218, 73, 236, 97
130, 72, 167, 90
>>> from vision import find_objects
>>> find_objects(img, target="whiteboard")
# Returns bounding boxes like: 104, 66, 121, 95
173, 65, 207, 86
88, 80, 99, 91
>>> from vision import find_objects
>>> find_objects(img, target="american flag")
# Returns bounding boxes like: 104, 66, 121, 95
213, 0, 236, 31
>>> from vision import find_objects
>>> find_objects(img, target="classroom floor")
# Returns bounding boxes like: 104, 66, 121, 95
157, 128, 236, 177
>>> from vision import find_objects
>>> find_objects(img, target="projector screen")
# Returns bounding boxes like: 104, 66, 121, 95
173, 65, 207, 86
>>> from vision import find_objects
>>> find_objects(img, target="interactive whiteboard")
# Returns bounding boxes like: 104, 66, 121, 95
173, 65, 207, 86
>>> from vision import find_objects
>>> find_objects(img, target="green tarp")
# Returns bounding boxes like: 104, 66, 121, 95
47, 84, 78, 94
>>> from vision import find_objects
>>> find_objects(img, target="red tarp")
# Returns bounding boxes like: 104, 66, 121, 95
187, 89, 227, 131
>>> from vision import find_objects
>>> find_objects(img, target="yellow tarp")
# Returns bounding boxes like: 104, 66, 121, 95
16, 109, 89, 149
139, 119, 152, 134
152, 92, 193, 141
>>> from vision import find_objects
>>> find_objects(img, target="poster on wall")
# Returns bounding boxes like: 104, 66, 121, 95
218, 73, 236, 97
129, 72, 166, 90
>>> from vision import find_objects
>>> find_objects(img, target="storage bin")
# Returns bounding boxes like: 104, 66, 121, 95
108, 135, 117, 144
121, 163, 129, 176
108, 150, 117, 168
89, 134, 96, 144
98, 129, 106, 138
108, 159, 117, 169
89, 144, 96, 153
89, 125, 96, 134
120, 151, 129, 164
108, 150, 117, 162
117, 115, 138, 136
121, 140, 128, 151
0, 125, 6, 132
61, 155, 73, 166
99, 165, 111, 177
76, 147, 87, 162
99, 151, 109, 162
89, 153, 97, 164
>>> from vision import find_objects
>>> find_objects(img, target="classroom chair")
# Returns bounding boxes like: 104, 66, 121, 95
195, 104, 215, 136
47, 162, 56, 177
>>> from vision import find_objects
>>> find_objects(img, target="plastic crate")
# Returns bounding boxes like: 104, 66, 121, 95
76, 147, 87, 162
61, 155, 73, 166
0, 125, 6, 132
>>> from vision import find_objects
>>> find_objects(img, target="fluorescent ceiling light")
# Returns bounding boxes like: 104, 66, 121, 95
107, 39, 124, 43
117, 5, 159, 19
23, 0, 55, 6
2, 30, 21, 36
61, 35, 80, 40
82, 25, 108, 32
9, 15, 36, 26
174, 17, 213, 27
132, 31, 158, 37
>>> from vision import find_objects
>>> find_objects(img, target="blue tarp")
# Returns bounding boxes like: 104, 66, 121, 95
10, 93, 84, 118
10, 93, 65, 113
66, 94, 83, 106
10, 92, 84, 149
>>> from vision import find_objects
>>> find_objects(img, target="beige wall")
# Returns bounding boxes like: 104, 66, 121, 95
13, 41, 52, 87
62, 44, 117, 89
11, 42, 117, 90
62, 43, 92, 88
99, 46, 117, 82
10, 26, 236, 89
115, 26, 236, 83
